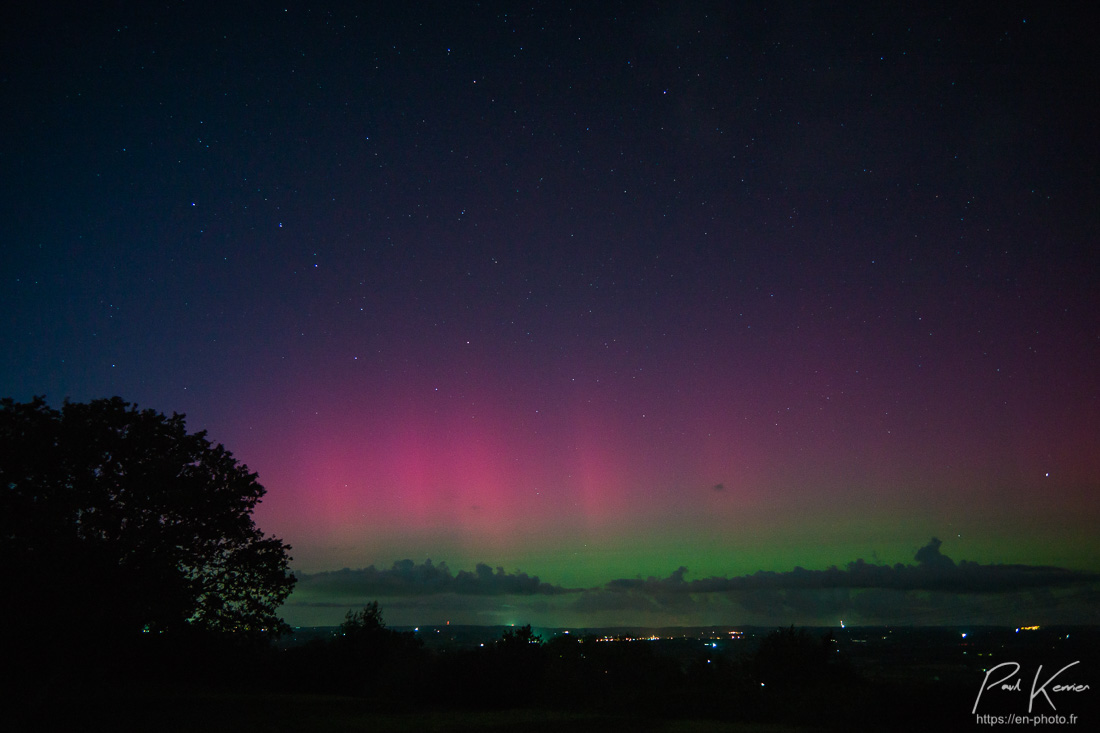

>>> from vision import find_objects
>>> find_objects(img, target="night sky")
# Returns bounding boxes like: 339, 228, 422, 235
4, 2, 1098, 627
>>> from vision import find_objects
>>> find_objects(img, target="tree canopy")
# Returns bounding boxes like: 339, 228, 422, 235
1, 396, 295, 642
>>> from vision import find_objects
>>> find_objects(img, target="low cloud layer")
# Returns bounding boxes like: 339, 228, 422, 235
297, 559, 570, 598
283, 540, 1100, 628
603, 538, 1098, 594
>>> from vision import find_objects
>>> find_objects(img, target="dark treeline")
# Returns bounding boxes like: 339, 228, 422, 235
138, 605, 965, 729
16, 606, 1100, 731
278, 606, 819, 716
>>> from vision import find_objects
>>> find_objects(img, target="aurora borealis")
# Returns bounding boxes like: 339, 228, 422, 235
3, 2, 1097, 627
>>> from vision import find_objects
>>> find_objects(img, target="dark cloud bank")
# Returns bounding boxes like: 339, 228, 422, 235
606, 538, 1097, 594
298, 559, 570, 598
289, 540, 1099, 626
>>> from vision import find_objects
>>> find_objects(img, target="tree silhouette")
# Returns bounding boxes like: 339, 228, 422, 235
497, 624, 542, 648
1, 396, 296, 649
340, 601, 389, 644
330, 602, 423, 695
752, 626, 840, 694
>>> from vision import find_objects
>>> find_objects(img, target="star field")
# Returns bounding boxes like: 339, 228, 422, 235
2, 2, 1097, 625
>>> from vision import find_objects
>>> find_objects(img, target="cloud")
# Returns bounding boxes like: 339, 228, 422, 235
280, 540, 1100, 627
295, 559, 571, 599
582, 539, 1100, 626
600, 538, 1099, 595
914, 536, 954, 570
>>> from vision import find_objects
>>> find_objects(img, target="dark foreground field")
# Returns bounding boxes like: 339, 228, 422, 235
10, 625, 1096, 732
31, 687, 820, 733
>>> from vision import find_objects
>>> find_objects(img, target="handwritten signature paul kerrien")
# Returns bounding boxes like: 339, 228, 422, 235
972, 661, 1089, 714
